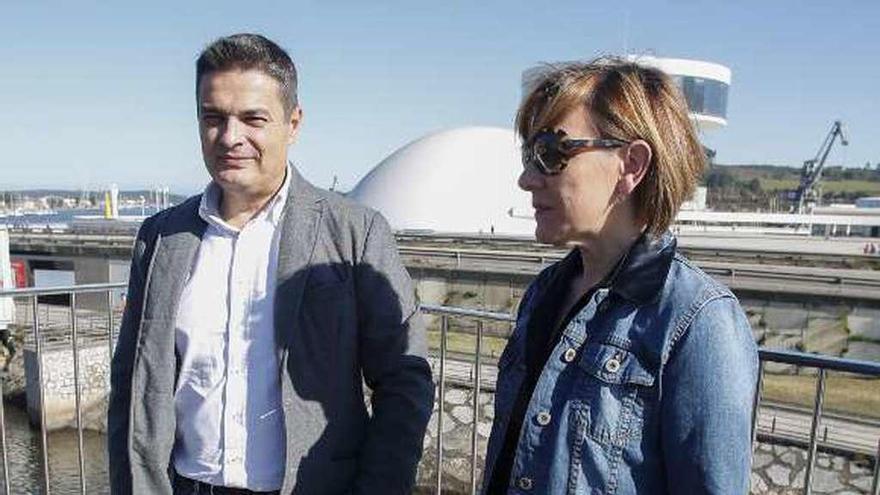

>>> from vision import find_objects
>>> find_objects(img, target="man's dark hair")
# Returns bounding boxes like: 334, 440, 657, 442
196, 33, 298, 114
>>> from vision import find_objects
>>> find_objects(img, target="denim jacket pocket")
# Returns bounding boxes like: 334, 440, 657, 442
571, 342, 655, 448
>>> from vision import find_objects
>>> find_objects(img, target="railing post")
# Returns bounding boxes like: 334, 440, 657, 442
0, 344, 9, 495
804, 369, 827, 495
69, 293, 87, 494
107, 290, 115, 373
872, 437, 880, 495
470, 320, 483, 495
751, 360, 765, 451
435, 315, 448, 495
32, 295, 51, 495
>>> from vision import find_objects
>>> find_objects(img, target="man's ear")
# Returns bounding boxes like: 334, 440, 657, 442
617, 140, 652, 196
287, 106, 303, 145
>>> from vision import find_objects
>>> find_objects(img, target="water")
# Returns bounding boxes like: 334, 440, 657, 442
0, 405, 108, 494
1, 208, 162, 230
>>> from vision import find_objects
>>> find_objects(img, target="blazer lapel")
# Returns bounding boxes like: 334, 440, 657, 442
138, 198, 205, 395
142, 200, 205, 324
274, 166, 324, 349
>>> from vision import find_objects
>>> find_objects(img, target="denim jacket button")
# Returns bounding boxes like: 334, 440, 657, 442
604, 357, 621, 373
517, 477, 533, 490
536, 411, 552, 426
563, 348, 577, 363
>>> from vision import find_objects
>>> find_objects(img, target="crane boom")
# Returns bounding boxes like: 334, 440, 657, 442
794, 120, 848, 213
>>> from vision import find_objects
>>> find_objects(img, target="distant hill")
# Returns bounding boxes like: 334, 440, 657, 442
704, 164, 880, 210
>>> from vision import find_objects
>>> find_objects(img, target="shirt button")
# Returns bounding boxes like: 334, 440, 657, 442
535, 411, 552, 426
517, 477, 533, 490
604, 357, 621, 373
563, 348, 577, 363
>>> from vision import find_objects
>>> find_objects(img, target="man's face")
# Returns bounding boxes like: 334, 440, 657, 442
197, 69, 300, 199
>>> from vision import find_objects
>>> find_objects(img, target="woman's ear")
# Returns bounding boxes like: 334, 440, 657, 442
617, 140, 652, 196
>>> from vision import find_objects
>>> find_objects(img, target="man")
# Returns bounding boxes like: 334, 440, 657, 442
108, 33, 434, 495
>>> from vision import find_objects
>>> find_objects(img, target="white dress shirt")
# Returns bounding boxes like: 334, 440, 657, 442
172, 170, 290, 490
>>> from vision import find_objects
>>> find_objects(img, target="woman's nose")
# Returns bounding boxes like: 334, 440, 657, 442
518, 165, 544, 192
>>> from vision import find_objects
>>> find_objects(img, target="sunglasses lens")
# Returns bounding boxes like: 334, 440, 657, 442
530, 132, 563, 174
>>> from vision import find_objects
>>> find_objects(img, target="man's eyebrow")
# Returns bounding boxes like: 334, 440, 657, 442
198, 104, 223, 114
241, 107, 272, 116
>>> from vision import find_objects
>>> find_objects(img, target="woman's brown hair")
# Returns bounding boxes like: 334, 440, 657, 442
517, 57, 706, 236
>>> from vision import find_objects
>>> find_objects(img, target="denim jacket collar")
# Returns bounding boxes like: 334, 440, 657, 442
556, 230, 677, 307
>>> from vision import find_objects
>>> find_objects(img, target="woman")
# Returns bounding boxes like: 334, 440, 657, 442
483, 58, 758, 494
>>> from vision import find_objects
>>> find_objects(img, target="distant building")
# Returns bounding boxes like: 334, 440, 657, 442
523, 56, 731, 133
856, 197, 880, 208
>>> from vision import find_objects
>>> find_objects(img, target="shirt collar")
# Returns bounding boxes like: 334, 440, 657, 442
555, 230, 676, 307
198, 165, 291, 232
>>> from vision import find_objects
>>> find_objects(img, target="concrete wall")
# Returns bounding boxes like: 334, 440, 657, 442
24, 342, 109, 430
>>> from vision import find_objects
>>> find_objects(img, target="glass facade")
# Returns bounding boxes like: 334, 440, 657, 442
671, 75, 729, 120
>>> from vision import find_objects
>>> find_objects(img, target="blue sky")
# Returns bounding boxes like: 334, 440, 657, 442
2, 1, 878, 193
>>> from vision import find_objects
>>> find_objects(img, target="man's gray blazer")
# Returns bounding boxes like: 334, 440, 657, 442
108, 167, 434, 494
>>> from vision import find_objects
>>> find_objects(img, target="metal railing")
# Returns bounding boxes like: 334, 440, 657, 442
0, 285, 877, 494
0, 282, 125, 495
422, 304, 880, 495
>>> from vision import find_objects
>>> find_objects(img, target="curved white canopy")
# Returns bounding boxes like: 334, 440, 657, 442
349, 127, 536, 236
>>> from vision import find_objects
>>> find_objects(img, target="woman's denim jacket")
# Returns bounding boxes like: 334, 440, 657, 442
483, 232, 758, 494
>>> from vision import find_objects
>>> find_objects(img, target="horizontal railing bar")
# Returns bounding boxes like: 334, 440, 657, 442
422, 305, 880, 377
758, 348, 880, 376
421, 304, 514, 322
0, 282, 127, 297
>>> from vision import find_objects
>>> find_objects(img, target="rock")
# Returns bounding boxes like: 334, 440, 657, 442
780, 451, 801, 467
752, 451, 774, 469
427, 411, 456, 435
850, 474, 872, 492
444, 389, 469, 405
792, 468, 804, 488
847, 309, 880, 340
442, 428, 472, 454
766, 464, 791, 487
843, 341, 880, 362
477, 422, 492, 438
810, 467, 843, 493
816, 454, 830, 468
483, 404, 495, 420
750, 472, 768, 493
831, 456, 844, 471
451, 405, 474, 425
848, 459, 871, 476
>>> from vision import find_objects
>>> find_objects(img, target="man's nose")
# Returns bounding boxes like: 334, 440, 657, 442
219, 118, 245, 147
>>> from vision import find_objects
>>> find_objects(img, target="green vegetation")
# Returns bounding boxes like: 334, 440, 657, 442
763, 373, 880, 419
704, 164, 880, 210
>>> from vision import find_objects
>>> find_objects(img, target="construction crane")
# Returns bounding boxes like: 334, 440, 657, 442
793, 120, 848, 213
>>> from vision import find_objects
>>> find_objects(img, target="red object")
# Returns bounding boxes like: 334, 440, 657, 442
10, 260, 27, 288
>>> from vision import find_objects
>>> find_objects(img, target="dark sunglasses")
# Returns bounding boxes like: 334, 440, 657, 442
522, 128, 629, 175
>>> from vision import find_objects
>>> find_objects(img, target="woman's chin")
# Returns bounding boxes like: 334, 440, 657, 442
535, 224, 566, 246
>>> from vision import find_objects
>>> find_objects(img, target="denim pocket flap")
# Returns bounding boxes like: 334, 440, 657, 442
576, 343, 654, 387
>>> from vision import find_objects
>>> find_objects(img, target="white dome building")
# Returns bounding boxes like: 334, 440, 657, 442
348, 127, 535, 236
